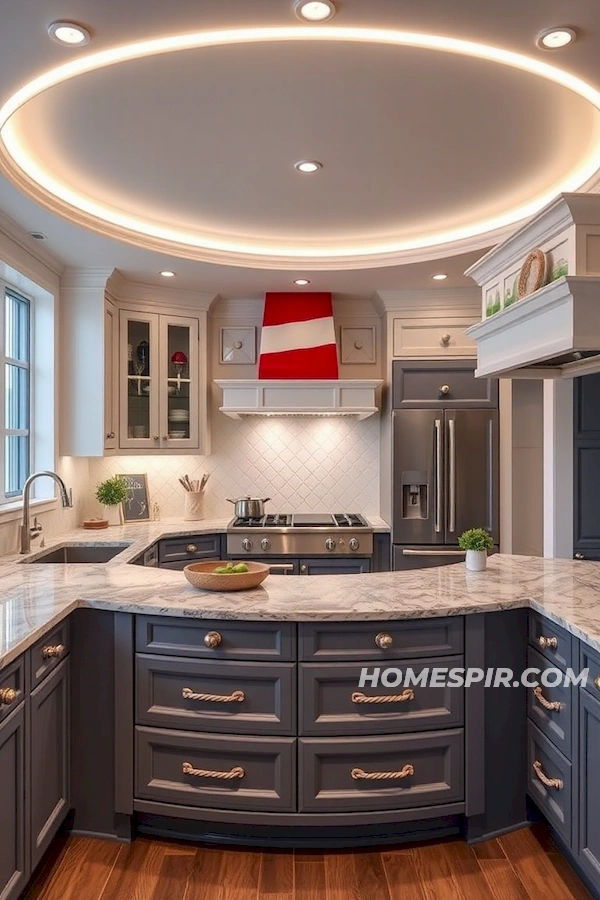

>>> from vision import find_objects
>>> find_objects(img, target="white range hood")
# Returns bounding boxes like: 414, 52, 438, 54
465, 276, 600, 379
215, 379, 383, 419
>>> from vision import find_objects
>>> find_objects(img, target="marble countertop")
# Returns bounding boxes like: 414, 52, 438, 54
1, 517, 599, 671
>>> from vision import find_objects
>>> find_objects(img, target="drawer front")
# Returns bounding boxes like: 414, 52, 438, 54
136, 654, 296, 735
579, 641, 600, 700
300, 730, 463, 812
528, 612, 573, 672
0, 656, 25, 724
136, 616, 295, 661
135, 726, 295, 812
299, 658, 464, 736
28, 619, 70, 689
392, 318, 477, 360
392, 361, 498, 408
527, 721, 572, 845
299, 618, 463, 662
526, 647, 573, 759
158, 534, 223, 564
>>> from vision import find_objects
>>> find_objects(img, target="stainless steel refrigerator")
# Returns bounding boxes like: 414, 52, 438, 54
392, 408, 499, 569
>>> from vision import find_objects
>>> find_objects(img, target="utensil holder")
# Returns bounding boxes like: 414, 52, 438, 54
183, 491, 204, 521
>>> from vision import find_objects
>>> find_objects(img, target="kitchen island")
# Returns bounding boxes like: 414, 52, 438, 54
2, 526, 600, 900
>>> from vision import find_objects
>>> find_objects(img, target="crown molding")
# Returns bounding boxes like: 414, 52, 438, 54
372, 287, 480, 316
107, 269, 217, 311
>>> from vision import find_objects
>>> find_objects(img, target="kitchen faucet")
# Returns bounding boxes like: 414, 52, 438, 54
20, 470, 72, 554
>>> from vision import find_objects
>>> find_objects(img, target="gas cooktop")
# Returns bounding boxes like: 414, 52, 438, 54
229, 513, 369, 529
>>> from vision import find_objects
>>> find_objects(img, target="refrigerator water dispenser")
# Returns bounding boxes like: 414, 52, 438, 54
401, 471, 428, 519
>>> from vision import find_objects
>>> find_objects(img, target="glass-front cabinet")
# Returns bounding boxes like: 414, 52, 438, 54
119, 309, 199, 451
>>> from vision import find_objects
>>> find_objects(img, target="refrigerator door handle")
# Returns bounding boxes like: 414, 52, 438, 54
434, 418, 442, 533
402, 549, 465, 557
448, 417, 456, 534
487, 418, 494, 533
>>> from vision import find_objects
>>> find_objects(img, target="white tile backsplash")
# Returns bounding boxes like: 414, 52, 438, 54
88, 406, 381, 521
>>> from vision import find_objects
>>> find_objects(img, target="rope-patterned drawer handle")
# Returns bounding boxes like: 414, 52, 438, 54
538, 635, 558, 651
352, 689, 415, 704
351, 764, 414, 781
182, 761, 245, 780
532, 760, 563, 791
42, 644, 65, 659
533, 686, 562, 712
182, 687, 245, 703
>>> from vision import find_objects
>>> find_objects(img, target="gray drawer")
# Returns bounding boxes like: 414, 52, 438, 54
526, 647, 572, 759
158, 534, 223, 564
136, 616, 295, 661
527, 721, 572, 845
528, 612, 574, 672
136, 654, 296, 735
299, 618, 463, 662
299, 730, 463, 812
392, 361, 498, 408
579, 641, 600, 699
28, 619, 69, 689
299, 658, 464, 736
0, 656, 25, 723
135, 726, 295, 812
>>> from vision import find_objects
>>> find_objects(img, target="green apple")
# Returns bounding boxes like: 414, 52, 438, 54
232, 562, 249, 573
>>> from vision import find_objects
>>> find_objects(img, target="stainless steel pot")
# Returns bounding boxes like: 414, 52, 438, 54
226, 496, 270, 518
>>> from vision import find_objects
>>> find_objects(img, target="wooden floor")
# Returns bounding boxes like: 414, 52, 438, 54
23, 825, 593, 900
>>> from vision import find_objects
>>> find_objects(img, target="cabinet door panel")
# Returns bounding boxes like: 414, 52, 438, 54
119, 310, 160, 449
0, 705, 27, 900
160, 315, 199, 449
579, 689, 600, 882
301, 558, 371, 575
527, 721, 571, 846
29, 659, 70, 869
104, 302, 117, 450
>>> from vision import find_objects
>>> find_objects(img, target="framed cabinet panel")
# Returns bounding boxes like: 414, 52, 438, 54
104, 302, 118, 450
0, 704, 27, 900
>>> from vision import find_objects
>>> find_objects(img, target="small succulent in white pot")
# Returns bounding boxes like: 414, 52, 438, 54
458, 527, 494, 572
95, 475, 128, 526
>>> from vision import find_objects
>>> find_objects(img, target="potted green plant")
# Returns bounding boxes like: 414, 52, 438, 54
458, 527, 494, 572
95, 475, 129, 526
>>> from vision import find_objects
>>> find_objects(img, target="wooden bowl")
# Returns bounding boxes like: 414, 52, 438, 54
184, 560, 270, 592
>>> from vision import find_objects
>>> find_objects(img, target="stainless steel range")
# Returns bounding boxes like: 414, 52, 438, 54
227, 513, 373, 557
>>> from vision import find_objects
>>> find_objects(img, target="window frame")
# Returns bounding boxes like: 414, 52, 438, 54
0, 281, 33, 504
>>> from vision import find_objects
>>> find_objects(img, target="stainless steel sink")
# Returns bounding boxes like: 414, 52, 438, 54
21, 543, 131, 564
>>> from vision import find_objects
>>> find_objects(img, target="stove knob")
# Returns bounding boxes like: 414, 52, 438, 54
242, 538, 253, 552
325, 538, 336, 552
260, 538, 271, 551
349, 537, 360, 551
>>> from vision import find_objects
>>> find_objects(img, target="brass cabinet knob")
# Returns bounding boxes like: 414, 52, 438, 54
574, 553, 585, 560
106, 432, 115, 439
0, 687, 17, 705
204, 631, 222, 649
594, 676, 600, 691
538, 635, 558, 651
440, 334, 451, 345
152, 435, 160, 441
439, 384, 450, 395
186, 544, 198, 553
162, 435, 169, 441
375, 632, 393, 650
42, 643, 65, 659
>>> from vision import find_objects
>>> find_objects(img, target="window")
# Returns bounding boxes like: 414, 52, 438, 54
2, 287, 31, 500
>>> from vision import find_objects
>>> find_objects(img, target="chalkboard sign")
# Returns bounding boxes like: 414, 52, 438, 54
121, 473, 150, 522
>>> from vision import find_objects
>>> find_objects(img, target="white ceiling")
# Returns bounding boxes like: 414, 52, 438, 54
0, 0, 600, 298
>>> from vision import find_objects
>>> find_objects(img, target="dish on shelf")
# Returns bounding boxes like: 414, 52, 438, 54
184, 560, 269, 592
141, 384, 177, 395
168, 431, 187, 439
169, 410, 189, 421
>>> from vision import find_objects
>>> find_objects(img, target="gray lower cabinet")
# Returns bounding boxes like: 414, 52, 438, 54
29, 659, 70, 869
527, 721, 572, 845
578, 670, 600, 884
526, 647, 573, 758
0, 704, 26, 900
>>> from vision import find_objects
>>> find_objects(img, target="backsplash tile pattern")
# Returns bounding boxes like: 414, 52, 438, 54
88, 412, 380, 521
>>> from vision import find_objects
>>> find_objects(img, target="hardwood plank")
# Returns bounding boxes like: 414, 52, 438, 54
295, 860, 326, 900
381, 851, 426, 900
150, 846, 196, 900
324, 851, 360, 900
498, 828, 578, 900
476, 857, 532, 900
471, 839, 507, 861
220, 849, 261, 900
437, 842, 496, 900
259, 852, 294, 900
25, 836, 122, 900
411, 843, 466, 900
185, 847, 226, 900
542, 853, 595, 900
98, 838, 166, 900
352, 853, 391, 900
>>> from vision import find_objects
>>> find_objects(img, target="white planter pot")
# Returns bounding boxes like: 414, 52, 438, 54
103, 504, 122, 526
465, 549, 487, 571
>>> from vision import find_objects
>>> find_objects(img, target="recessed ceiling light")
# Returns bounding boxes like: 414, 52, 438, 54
294, 160, 323, 173
536, 27, 577, 50
47, 21, 91, 46
294, 1, 336, 22
28, 231, 47, 241
159, 270, 176, 277
432, 273, 448, 281
294, 278, 310, 285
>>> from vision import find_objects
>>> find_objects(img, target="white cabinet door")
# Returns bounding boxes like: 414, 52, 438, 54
104, 302, 117, 450
159, 315, 199, 450
119, 310, 160, 450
